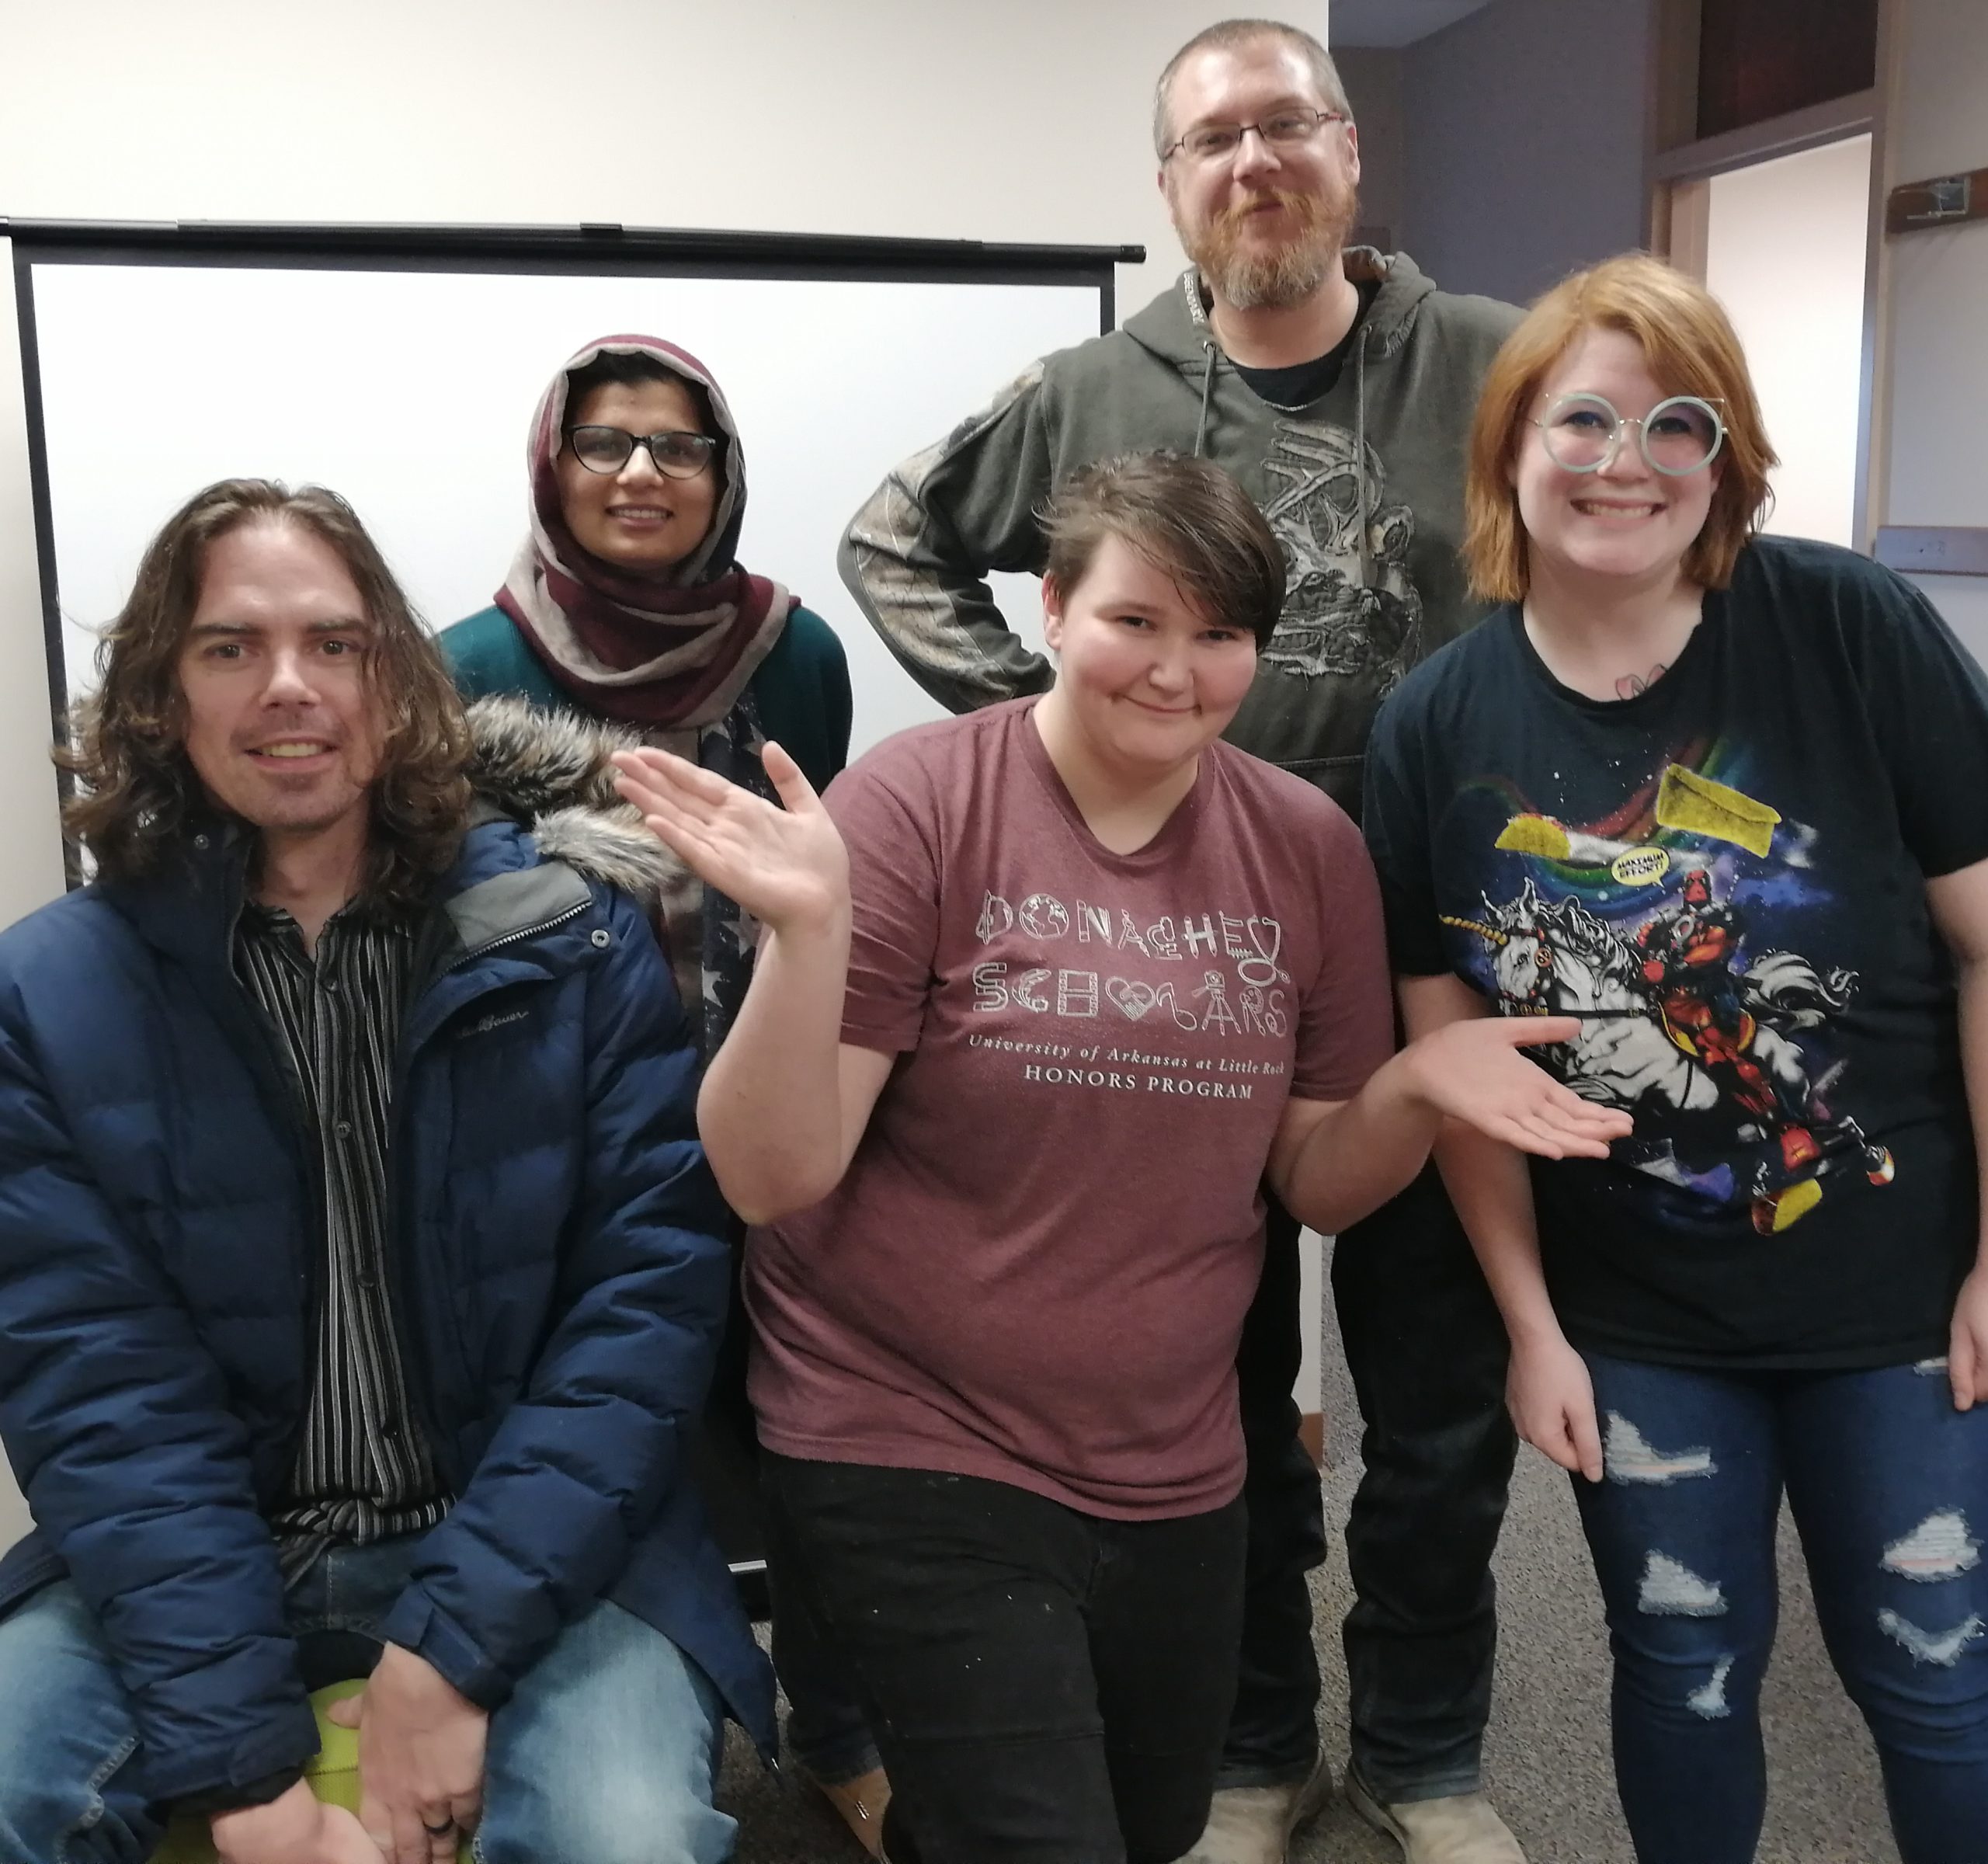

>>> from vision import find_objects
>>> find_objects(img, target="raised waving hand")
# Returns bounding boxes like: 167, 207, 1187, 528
611, 741, 847, 935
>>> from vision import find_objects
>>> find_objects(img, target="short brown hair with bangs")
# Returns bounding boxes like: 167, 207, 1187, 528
1463, 253, 1778, 604
60, 478, 472, 906
1041, 453, 1285, 649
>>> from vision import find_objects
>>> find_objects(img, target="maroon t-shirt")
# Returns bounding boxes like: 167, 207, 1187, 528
747, 699, 1394, 1518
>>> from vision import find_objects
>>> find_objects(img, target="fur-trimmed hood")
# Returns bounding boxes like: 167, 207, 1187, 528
464, 694, 679, 901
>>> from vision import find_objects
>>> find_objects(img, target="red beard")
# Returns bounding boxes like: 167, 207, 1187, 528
1187, 180, 1358, 311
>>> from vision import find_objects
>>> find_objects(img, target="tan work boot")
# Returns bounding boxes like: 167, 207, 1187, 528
809, 1764, 892, 1859
1343, 1768, 1527, 1863
1182, 1752, 1333, 1863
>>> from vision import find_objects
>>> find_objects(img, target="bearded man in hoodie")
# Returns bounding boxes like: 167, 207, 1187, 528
838, 19, 1525, 1864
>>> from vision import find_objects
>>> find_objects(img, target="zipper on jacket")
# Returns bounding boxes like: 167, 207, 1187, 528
451, 899, 591, 971
384, 892, 598, 1492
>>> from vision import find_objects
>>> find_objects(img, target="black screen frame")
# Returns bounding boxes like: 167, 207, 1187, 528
6, 216, 1138, 831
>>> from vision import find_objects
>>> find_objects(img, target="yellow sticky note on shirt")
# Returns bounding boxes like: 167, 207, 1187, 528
1654, 767, 1780, 859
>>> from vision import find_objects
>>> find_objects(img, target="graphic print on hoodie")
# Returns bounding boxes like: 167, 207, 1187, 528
1257, 413, 1420, 693
839, 251, 1521, 816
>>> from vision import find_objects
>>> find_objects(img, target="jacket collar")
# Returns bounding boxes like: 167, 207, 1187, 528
102, 807, 588, 978
99, 814, 255, 972
438, 810, 592, 967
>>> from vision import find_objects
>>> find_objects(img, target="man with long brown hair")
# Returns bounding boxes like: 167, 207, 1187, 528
0, 480, 771, 1864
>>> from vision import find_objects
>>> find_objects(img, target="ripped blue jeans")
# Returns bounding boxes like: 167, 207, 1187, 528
1573, 1350, 1988, 1864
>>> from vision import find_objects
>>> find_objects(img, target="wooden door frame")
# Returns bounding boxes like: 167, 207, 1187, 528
1644, 0, 1904, 552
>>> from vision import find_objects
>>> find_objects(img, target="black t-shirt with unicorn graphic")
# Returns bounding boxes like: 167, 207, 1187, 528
1364, 534, 1988, 1370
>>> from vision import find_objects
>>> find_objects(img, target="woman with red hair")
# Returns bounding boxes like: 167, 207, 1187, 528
1364, 254, 1988, 1862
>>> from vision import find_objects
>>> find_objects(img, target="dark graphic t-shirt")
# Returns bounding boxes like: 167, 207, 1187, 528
748, 699, 1393, 1518
1364, 535, 1988, 1370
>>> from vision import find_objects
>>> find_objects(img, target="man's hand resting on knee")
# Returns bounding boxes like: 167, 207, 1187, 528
210, 1780, 381, 1864
325, 1644, 489, 1864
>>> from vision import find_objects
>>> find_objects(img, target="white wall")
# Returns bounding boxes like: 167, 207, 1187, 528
0, 0, 1330, 931
1872, 0, 1988, 660
0, 0, 1333, 1553
1705, 136, 1872, 548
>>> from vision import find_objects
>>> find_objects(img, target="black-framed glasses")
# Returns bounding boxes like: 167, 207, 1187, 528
1163, 106, 1347, 164
1531, 393, 1726, 476
565, 425, 718, 479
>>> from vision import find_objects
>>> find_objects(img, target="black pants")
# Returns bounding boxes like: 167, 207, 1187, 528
762, 1453, 1248, 1864
1329, 1167, 1517, 1800
1219, 1191, 1329, 1787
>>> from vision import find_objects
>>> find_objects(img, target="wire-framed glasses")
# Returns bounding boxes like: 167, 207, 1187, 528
1532, 393, 1726, 476
1163, 106, 1347, 164
565, 426, 718, 479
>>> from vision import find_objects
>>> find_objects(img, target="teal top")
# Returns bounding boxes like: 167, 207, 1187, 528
438, 603, 853, 794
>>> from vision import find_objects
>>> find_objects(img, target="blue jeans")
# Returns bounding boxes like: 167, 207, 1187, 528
0, 1535, 734, 1864
1574, 1350, 1988, 1864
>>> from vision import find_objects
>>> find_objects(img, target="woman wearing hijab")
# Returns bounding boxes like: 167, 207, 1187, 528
440, 336, 881, 1851
441, 333, 850, 1052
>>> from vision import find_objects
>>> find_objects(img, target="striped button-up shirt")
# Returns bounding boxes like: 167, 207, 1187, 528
233, 899, 449, 1579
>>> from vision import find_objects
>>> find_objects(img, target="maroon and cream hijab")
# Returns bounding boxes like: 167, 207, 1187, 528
495, 335, 794, 728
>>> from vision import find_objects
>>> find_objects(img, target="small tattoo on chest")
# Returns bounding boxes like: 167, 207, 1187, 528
1616, 663, 1669, 701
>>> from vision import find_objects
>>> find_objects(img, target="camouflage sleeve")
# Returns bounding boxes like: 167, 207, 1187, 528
837, 360, 1059, 715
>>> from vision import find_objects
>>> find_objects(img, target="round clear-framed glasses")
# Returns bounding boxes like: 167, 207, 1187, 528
565, 425, 718, 479
1532, 392, 1726, 476
1163, 106, 1347, 164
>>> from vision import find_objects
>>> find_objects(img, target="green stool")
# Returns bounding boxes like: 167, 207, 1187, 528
153, 1683, 471, 1864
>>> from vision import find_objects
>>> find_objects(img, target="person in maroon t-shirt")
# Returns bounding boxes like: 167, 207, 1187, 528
613, 454, 1625, 1864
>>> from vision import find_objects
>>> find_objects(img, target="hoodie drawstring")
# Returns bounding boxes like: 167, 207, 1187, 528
1193, 341, 1218, 458
1351, 329, 1373, 589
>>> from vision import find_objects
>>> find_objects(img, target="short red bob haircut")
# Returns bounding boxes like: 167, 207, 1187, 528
1463, 252, 1779, 604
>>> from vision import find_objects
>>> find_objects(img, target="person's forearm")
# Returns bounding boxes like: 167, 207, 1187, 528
1274, 1050, 1443, 1236
1955, 954, 1988, 1271
839, 462, 1052, 715
1434, 1123, 1564, 1345
697, 908, 853, 1222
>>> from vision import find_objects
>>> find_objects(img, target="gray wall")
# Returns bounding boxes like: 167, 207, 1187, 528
1393, 0, 1656, 307
1335, 46, 1406, 252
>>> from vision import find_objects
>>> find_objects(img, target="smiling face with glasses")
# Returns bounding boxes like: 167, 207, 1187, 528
1514, 326, 1728, 592
554, 374, 720, 572
1158, 38, 1361, 315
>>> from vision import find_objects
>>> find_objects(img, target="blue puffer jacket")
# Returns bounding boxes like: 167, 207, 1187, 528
0, 757, 776, 1805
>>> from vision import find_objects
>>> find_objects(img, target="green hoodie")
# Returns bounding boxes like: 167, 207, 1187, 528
839, 250, 1521, 816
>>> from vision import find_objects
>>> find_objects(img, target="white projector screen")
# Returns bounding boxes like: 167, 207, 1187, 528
16, 230, 1123, 763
